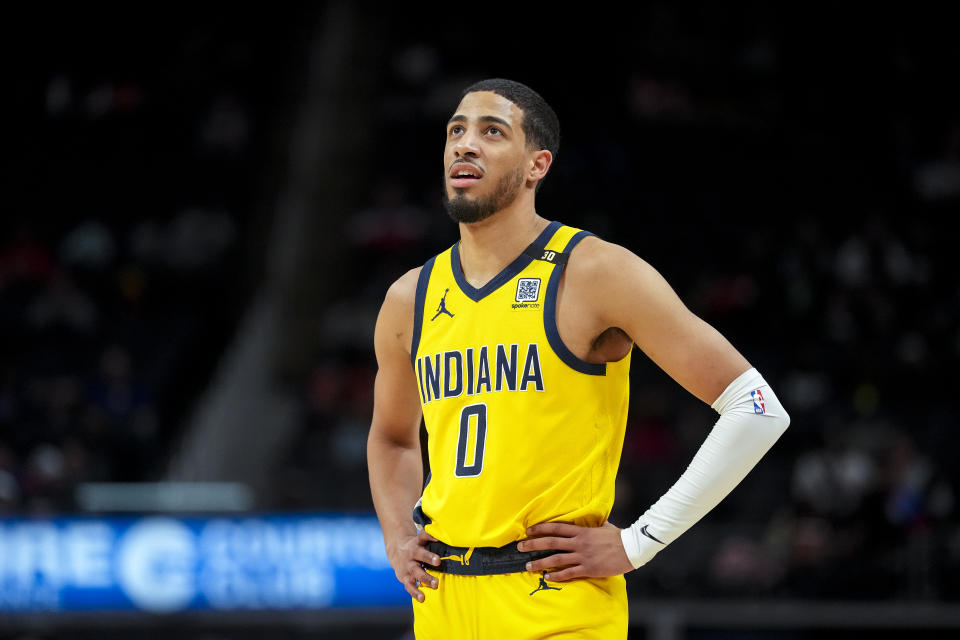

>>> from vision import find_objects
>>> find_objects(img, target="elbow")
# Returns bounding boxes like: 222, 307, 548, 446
368, 420, 421, 453
779, 410, 790, 434
771, 405, 790, 440
759, 376, 790, 438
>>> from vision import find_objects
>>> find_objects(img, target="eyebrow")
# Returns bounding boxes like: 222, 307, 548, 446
447, 114, 513, 130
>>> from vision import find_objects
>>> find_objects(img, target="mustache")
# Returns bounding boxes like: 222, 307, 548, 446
448, 159, 484, 174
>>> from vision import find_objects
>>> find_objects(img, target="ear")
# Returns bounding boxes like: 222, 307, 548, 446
527, 149, 553, 183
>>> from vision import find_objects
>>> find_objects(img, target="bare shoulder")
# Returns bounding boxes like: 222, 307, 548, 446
375, 266, 422, 359
564, 233, 690, 330
561, 233, 682, 334
382, 266, 422, 310
564, 235, 662, 298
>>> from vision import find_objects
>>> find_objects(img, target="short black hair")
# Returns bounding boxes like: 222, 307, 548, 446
460, 78, 560, 160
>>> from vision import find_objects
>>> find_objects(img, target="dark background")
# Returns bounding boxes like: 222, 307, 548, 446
3, 3, 958, 637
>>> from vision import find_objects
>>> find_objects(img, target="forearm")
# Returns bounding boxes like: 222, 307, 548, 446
621, 368, 790, 568
367, 432, 425, 550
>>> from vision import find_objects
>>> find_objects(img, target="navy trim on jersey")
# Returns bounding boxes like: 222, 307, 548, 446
543, 230, 607, 376
413, 504, 433, 527
413, 472, 433, 526
450, 220, 562, 302
523, 244, 569, 265
410, 256, 436, 367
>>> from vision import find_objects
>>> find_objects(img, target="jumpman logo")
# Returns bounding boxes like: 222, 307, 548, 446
439, 547, 474, 566
529, 572, 562, 596
431, 288, 455, 321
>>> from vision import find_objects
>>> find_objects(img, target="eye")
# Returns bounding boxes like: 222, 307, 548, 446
449, 125, 464, 136
487, 126, 502, 136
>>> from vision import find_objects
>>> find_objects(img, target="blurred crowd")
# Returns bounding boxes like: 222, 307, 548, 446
4, 3, 958, 611
2, 10, 309, 513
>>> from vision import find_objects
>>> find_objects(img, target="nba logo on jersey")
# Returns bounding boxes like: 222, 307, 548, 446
516, 278, 541, 302
751, 389, 766, 414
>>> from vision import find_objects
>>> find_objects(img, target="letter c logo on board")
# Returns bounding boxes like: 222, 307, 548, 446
116, 518, 198, 612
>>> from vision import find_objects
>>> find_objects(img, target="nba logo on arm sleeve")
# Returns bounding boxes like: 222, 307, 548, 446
751, 390, 765, 414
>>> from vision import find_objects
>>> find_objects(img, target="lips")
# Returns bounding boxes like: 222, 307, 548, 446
449, 161, 483, 188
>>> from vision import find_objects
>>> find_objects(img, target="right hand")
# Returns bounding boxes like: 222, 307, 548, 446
386, 529, 441, 602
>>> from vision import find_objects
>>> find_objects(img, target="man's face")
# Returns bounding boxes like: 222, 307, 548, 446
442, 91, 530, 223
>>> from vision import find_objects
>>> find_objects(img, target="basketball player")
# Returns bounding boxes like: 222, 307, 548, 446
367, 78, 790, 638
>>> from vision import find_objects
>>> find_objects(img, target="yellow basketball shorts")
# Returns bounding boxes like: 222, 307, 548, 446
413, 569, 628, 639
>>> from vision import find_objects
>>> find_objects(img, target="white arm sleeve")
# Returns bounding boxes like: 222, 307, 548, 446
620, 367, 790, 569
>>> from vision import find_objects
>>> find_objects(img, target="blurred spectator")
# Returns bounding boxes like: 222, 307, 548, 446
0, 225, 55, 290
199, 94, 250, 156
792, 431, 878, 520
24, 272, 99, 334
913, 123, 960, 202
59, 220, 116, 270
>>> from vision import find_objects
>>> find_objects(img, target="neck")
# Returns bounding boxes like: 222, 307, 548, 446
456, 197, 549, 288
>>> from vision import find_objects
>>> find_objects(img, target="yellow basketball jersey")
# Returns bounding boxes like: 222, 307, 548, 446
410, 221, 631, 548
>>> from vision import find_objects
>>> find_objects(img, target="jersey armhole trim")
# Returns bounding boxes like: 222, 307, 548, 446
410, 255, 437, 367
543, 230, 607, 376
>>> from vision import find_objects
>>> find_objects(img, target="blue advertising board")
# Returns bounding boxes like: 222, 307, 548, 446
0, 514, 408, 613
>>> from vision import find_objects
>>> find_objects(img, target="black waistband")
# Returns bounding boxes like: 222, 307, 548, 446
424, 540, 554, 576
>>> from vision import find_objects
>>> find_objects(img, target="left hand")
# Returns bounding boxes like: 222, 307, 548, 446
517, 521, 634, 582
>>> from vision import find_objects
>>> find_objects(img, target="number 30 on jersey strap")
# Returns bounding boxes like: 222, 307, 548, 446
455, 403, 487, 477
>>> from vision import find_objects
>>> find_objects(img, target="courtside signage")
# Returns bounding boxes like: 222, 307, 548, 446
0, 514, 407, 612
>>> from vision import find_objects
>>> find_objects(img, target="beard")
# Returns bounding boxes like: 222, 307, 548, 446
442, 167, 526, 224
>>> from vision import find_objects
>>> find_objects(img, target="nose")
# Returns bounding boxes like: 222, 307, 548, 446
453, 128, 481, 158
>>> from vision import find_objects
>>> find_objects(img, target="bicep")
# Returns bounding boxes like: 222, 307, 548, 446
370, 354, 423, 448
369, 278, 424, 448
599, 247, 750, 405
